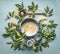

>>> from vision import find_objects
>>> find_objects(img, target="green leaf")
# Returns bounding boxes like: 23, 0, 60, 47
28, 6, 33, 11
43, 14, 47, 17
49, 14, 53, 17
11, 36, 16, 42
14, 45, 18, 50
16, 31, 21, 37
7, 16, 10, 19
32, 2, 34, 7
22, 32, 26, 37
41, 41, 49, 48
35, 4, 38, 10
28, 2, 38, 12
40, 46, 42, 52
6, 42, 13, 44
8, 23, 11, 27
15, 38, 22, 42
11, 43, 16, 49
15, 16, 19, 19
15, 4, 23, 10
49, 20, 58, 28
49, 9, 53, 14
44, 8, 47, 13
44, 6, 54, 17
50, 36, 55, 40
46, 6, 49, 13
15, 4, 21, 8
44, 6, 49, 13
14, 47, 18, 50
9, 12, 11, 16
5, 27, 9, 33
11, 11, 14, 17
2, 33, 10, 38
9, 27, 16, 31
21, 2, 24, 8
52, 24, 58, 28
49, 20, 54, 23
34, 46, 39, 52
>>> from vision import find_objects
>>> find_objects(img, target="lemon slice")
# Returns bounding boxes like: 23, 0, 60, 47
24, 23, 30, 31
29, 26, 35, 33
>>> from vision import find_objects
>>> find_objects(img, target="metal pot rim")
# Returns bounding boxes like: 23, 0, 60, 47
21, 18, 39, 37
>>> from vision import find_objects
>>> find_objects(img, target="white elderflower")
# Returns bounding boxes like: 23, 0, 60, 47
9, 18, 17, 25
14, 8, 19, 16
38, 16, 47, 21
42, 21, 51, 26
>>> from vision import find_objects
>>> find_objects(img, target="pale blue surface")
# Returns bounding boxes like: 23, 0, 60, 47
0, 0, 60, 54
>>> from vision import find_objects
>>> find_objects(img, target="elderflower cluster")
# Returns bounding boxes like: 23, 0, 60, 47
9, 18, 17, 25
14, 8, 19, 16
42, 21, 51, 26
38, 16, 47, 21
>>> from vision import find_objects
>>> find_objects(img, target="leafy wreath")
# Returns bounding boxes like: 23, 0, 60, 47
2, 2, 58, 52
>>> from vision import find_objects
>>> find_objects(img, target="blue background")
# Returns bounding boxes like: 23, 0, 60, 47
0, 0, 60, 54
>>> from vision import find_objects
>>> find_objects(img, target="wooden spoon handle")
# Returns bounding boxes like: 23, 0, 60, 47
26, 12, 46, 15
